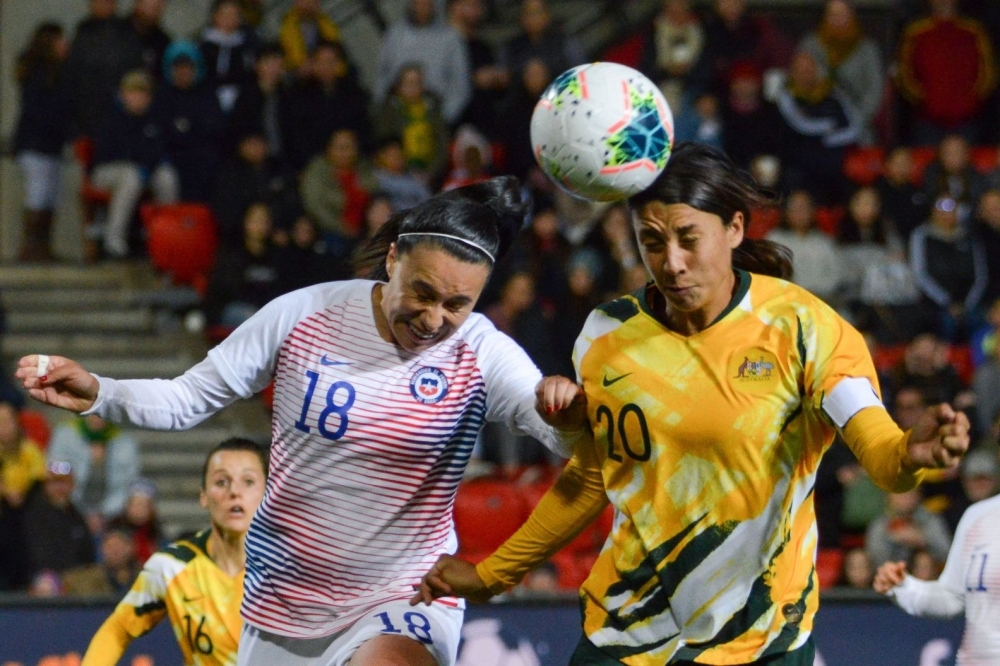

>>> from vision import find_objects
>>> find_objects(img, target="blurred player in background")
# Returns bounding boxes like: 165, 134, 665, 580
82, 438, 267, 666
416, 144, 971, 665
17, 177, 583, 666
874, 488, 1000, 665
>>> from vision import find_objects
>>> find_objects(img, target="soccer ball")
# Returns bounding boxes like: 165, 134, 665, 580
530, 62, 674, 202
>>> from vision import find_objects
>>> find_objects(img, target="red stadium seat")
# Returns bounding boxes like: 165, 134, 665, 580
815, 206, 845, 237
73, 137, 112, 263
970, 146, 999, 174
599, 30, 647, 70
140, 203, 218, 294
454, 479, 528, 553
19, 409, 51, 450
909, 147, 936, 186
949, 344, 974, 385
816, 548, 844, 589
872, 344, 906, 374
747, 207, 781, 240
843, 147, 886, 186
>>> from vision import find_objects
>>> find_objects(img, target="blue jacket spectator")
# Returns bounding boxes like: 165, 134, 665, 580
199, 0, 259, 113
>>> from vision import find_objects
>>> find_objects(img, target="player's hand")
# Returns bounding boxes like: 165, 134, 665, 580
535, 376, 588, 433
410, 555, 494, 606
904, 404, 970, 471
873, 561, 908, 594
15, 355, 99, 413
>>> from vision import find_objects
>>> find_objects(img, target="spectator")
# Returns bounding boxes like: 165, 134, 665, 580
443, 125, 493, 192
897, 0, 996, 144
227, 42, 288, 160
866, 488, 952, 569
107, 479, 162, 565
877, 146, 930, 243
90, 70, 178, 259
720, 61, 783, 169
943, 449, 998, 532
200, 0, 259, 113
204, 203, 282, 327
0, 488, 28, 590
499, 0, 585, 89
908, 549, 942, 581
890, 335, 967, 407
498, 58, 553, 181
212, 131, 298, 247
798, 0, 884, 144
372, 137, 433, 211
22, 461, 95, 582
362, 194, 395, 240
374, 65, 450, 183
553, 249, 605, 378
374, 0, 471, 125
275, 215, 348, 294
694, 0, 793, 96
449, 0, 506, 136
48, 415, 140, 535
970, 296, 1000, 369
640, 0, 705, 114
909, 194, 989, 340
973, 352, 1000, 440
842, 547, 874, 589
775, 50, 861, 204
62, 526, 140, 596
504, 200, 571, 309
838, 187, 917, 321
13, 22, 71, 263
63, 0, 144, 137
128, 0, 170, 80
674, 93, 724, 149
158, 42, 225, 203
766, 189, 844, 305
973, 189, 1000, 303
278, 0, 341, 76
0, 401, 46, 510
922, 134, 987, 208
283, 40, 370, 170
300, 129, 377, 256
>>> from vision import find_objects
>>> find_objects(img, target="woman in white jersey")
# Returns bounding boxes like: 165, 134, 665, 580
874, 491, 1000, 665
15, 177, 585, 666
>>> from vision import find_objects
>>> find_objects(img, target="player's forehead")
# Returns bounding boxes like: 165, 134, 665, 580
206, 450, 264, 476
634, 202, 721, 236
399, 245, 490, 297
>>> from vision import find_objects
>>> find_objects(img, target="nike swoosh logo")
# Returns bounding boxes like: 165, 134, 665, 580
320, 355, 351, 367
182, 595, 203, 603
602, 372, 632, 387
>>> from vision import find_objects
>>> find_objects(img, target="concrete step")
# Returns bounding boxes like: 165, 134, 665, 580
157, 499, 207, 538
0, 264, 128, 289
154, 476, 204, 498
142, 451, 212, 475
73, 355, 192, 379
3, 332, 189, 360
2, 287, 134, 311
132, 427, 235, 449
7, 309, 154, 334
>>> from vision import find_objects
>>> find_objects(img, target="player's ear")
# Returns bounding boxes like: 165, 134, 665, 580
386, 243, 398, 279
727, 212, 745, 249
199, 490, 207, 510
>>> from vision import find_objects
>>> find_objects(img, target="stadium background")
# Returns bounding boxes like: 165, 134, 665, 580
0, 0, 996, 664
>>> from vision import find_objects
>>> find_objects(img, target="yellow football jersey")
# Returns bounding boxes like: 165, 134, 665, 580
572, 271, 880, 665
82, 529, 243, 666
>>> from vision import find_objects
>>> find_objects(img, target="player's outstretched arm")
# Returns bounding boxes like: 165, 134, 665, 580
535, 376, 588, 433
81, 614, 134, 666
872, 560, 907, 594
15, 354, 99, 413
412, 555, 493, 605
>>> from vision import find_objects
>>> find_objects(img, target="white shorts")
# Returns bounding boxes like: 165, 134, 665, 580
236, 600, 464, 666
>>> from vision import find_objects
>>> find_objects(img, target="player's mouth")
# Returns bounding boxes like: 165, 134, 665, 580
406, 322, 439, 344
229, 505, 245, 517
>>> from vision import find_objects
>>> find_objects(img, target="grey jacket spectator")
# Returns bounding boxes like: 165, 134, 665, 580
48, 416, 139, 520
373, 0, 471, 124
973, 360, 1000, 435
866, 489, 952, 568
798, 0, 884, 144
909, 207, 989, 312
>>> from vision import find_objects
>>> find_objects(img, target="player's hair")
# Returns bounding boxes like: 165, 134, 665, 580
353, 176, 528, 280
201, 438, 269, 488
627, 142, 793, 279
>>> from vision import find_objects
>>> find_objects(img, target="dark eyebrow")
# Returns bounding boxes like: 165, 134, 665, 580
675, 224, 698, 235
412, 279, 438, 296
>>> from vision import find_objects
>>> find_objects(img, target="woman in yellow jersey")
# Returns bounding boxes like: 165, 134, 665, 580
82, 438, 267, 666
414, 143, 971, 665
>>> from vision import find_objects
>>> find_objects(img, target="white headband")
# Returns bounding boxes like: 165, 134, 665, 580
396, 233, 495, 262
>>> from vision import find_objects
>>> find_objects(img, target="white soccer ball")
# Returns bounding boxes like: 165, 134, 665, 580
530, 62, 674, 202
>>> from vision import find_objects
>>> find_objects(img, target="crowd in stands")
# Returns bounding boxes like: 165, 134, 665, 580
5, 0, 1000, 594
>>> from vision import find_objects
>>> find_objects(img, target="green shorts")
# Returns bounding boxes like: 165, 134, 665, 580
568, 636, 816, 666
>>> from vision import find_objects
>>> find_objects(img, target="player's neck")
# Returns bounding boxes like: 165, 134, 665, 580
208, 526, 246, 577
371, 283, 397, 345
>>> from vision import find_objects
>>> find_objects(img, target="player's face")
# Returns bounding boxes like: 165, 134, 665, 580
381, 244, 491, 352
200, 451, 266, 535
634, 202, 743, 317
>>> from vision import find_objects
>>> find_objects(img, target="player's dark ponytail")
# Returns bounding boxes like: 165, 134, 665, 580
352, 176, 529, 281
627, 142, 793, 280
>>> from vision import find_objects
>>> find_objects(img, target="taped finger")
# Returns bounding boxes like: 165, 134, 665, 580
37, 354, 50, 378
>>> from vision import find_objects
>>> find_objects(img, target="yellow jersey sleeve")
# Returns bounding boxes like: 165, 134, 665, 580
477, 439, 609, 594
